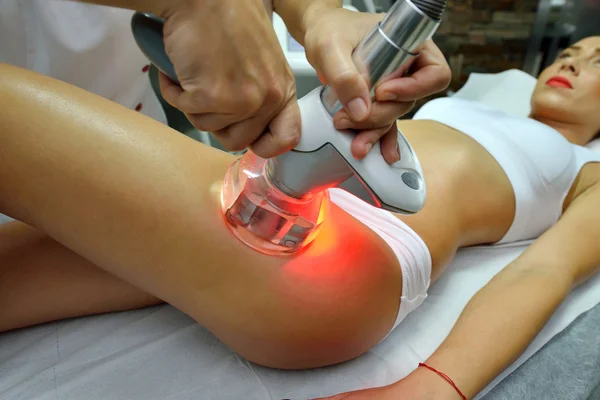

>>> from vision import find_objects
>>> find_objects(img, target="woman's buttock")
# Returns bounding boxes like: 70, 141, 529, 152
393, 120, 516, 278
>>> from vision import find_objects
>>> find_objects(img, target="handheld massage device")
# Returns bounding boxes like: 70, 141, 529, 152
131, 0, 446, 255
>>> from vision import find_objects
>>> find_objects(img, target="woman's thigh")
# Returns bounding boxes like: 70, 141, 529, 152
0, 64, 403, 368
0, 221, 161, 332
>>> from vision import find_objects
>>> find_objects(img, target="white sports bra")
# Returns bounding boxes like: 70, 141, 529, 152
414, 97, 600, 244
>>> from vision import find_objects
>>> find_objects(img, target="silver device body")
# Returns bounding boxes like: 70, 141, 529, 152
265, 0, 441, 213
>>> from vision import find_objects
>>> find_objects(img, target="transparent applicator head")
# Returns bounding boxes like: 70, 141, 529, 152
220, 151, 329, 256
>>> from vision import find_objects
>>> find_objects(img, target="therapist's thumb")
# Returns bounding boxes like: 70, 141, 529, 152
310, 42, 371, 122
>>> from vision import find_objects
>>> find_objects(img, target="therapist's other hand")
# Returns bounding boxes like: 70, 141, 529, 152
304, 9, 451, 163
159, 0, 300, 158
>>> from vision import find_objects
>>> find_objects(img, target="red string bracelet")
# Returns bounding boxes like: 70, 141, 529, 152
418, 362, 467, 400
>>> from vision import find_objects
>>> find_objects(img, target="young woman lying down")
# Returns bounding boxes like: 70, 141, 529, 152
1, 36, 599, 400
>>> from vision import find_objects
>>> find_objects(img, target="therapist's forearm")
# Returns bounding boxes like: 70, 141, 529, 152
423, 263, 571, 398
76, 0, 193, 17
273, 0, 341, 45
78, 0, 272, 19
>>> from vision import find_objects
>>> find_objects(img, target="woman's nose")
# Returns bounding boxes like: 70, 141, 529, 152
560, 58, 580, 75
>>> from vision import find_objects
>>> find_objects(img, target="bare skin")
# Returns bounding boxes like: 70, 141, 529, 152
1, 37, 600, 398
0, 63, 403, 370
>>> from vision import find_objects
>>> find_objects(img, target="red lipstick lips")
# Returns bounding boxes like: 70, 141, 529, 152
546, 76, 573, 89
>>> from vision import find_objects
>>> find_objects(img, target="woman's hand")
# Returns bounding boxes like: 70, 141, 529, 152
303, 8, 451, 163
315, 383, 401, 400
158, 0, 301, 158
315, 368, 463, 400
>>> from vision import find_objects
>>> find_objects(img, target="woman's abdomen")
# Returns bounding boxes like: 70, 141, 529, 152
394, 120, 516, 279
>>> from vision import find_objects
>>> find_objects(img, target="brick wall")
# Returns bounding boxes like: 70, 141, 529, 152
410, 0, 540, 114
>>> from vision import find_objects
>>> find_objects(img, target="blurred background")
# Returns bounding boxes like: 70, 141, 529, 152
416, 0, 600, 114
155, 0, 600, 146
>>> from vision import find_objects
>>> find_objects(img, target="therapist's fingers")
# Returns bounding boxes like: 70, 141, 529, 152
307, 37, 371, 122
380, 125, 401, 164
187, 112, 252, 134
158, 71, 220, 112
158, 71, 249, 118
349, 126, 391, 161
211, 116, 269, 152
350, 125, 399, 163
159, 69, 299, 158
333, 100, 415, 131
158, 72, 215, 114
375, 40, 451, 102
249, 98, 302, 158
158, 72, 186, 109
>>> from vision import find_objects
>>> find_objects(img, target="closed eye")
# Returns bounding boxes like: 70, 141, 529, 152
557, 52, 571, 60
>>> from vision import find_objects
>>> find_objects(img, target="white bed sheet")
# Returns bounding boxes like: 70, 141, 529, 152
2, 240, 600, 400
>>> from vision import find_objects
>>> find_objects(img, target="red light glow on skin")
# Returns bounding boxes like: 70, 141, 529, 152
280, 202, 393, 284
273, 202, 402, 355
276, 205, 379, 326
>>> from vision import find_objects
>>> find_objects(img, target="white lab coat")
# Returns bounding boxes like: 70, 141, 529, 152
0, 0, 167, 124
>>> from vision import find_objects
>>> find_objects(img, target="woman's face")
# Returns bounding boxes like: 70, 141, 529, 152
531, 36, 600, 143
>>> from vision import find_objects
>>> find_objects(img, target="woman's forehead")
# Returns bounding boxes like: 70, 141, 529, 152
570, 37, 600, 52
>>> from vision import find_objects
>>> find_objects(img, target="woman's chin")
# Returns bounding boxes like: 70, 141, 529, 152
532, 90, 573, 115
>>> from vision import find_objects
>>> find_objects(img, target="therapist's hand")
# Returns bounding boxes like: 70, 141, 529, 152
159, 0, 300, 158
303, 9, 451, 163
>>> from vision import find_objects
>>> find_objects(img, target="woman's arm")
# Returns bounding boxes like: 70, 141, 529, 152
418, 164, 600, 398
0, 63, 402, 369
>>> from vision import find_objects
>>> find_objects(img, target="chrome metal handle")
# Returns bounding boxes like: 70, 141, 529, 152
320, 0, 441, 116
